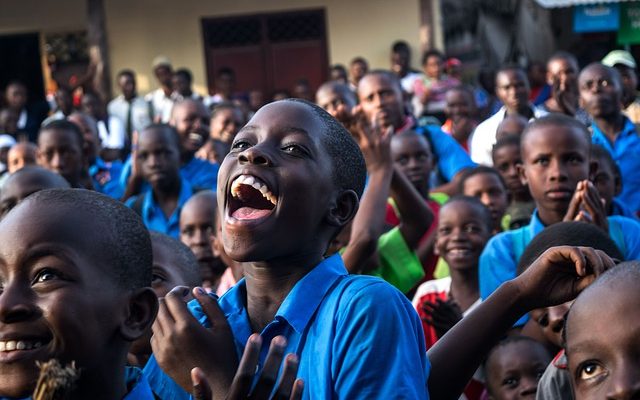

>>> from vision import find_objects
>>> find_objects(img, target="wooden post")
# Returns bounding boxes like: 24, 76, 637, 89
86, 0, 112, 102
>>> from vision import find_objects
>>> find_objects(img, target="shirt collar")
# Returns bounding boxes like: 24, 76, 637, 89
142, 176, 193, 219
275, 254, 348, 333
123, 366, 155, 400
220, 254, 348, 336
528, 209, 546, 236
591, 115, 636, 139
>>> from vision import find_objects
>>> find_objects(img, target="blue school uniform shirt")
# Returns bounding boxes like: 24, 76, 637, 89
591, 117, 640, 214
120, 156, 219, 192
415, 124, 476, 182
90, 157, 124, 199
125, 177, 193, 238
143, 254, 430, 400
479, 210, 640, 324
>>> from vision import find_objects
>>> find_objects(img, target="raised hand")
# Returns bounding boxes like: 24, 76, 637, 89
151, 286, 238, 395
191, 334, 304, 400
348, 107, 393, 173
563, 180, 608, 232
514, 246, 615, 311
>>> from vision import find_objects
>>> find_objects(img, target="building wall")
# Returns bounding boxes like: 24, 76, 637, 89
0, 0, 421, 95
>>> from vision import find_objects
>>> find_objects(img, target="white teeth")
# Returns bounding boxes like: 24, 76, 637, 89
230, 174, 277, 206
0, 340, 43, 352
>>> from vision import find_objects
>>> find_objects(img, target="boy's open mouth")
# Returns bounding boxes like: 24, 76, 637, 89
228, 174, 277, 221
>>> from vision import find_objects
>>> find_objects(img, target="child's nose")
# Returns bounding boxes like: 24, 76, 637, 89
606, 365, 640, 400
239, 146, 271, 166
518, 376, 538, 396
0, 283, 39, 324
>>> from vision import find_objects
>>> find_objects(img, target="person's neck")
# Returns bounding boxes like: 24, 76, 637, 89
181, 150, 195, 165
162, 86, 172, 97
71, 359, 127, 400
153, 178, 181, 217
244, 251, 324, 333
449, 267, 479, 312
537, 207, 565, 227
506, 105, 533, 119
125, 93, 136, 102
594, 113, 625, 141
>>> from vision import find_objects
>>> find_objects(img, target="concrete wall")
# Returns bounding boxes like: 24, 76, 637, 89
0, 0, 421, 95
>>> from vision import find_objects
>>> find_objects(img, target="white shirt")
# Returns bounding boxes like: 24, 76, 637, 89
97, 116, 126, 150
17, 109, 27, 129
145, 88, 174, 123
470, 105, 548, 166
107, 95, 153, 135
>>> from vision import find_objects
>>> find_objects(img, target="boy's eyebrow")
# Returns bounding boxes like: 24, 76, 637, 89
240, 124, 311, 136
20, 243, 82, 271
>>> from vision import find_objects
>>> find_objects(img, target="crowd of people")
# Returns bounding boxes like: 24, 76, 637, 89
0, 38, 639, 399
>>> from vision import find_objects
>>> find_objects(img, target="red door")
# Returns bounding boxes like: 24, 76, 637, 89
202, 9, 328, 100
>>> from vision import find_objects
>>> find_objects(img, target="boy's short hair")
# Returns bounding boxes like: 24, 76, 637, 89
40, 119, 85, 148
492, 134, 520, 158
391, 40, 411, 54
117, 69, 136, 80
316, 81, 357, 107
350, 57, 367, 66
421, 49, 445, 66
363, 70, 403, 93
496, 63, 526, 77
149, 231, 202, 287
591, 143, 621, 178
141, 123, 181, 149
444, 195, 494, 232
548, 51, 579, 68
484, 335, 548, 369
22, 189, 152, 290
520, 113, 591, 153
284, 98, 366, 198
516, 221, 624, 276
457, 166, 507, 194
211, 102, 237, 118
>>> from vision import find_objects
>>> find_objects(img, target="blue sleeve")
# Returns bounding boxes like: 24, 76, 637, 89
479, 233, 518, 300
120, 155, 133, 189
422, 126, 476, 181
332, 281, 429, 399
612, 216, 640, 260
479, 233, 530, 326
142, 355, 191, 400
125, 196, 136, 208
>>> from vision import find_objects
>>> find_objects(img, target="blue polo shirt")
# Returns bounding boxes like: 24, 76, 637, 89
90, 157, 124, 199
591, 117, 640, 214
125, 177, 193, 238
144, 254, 430, 400
416, 124, 476, 182
479, 210, 640, 304
120, 156, 219, 193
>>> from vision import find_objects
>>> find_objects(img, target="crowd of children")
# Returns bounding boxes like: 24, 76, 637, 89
0, 40, 639, 399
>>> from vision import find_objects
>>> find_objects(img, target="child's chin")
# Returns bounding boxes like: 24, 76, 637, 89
0, 372, 39, 399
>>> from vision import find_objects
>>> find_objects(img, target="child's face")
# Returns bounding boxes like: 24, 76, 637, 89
493, 144, 526, 195
218, 101, 336, 262
350, 61, 367, 83
171, 101, 210, 154
8, 145, 37, 174
151, 243, 191, 298
358, 74, 405, 130
180, 200, 226, 280
462, 173, 509, 229
496, 70, 530, 113
520, 126, 591, 219
486, 341, 551, 400
444, 90, 474, 122
579, 65, 622, 120
391, 134, 433, 193
592, 156, 619, 211
137, 129, 181, 188
547, 58, 577, 91
210, 108, 243, 144
529, 301, 571, 349
435, 202, 491, 271
424, 55, 443, 78
316, 89, 354, 122
37, 129, 83, 185
0, 204, 128, 398
566, 281, 640, 399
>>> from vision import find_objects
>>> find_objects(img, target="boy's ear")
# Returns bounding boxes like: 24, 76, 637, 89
325, 189, 359, 228
120, 287, 159, 342
517, 163, 528, 186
